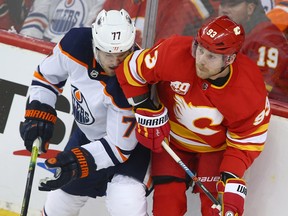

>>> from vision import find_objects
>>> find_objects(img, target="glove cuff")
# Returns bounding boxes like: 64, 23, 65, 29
225, 178, 247, 199
135, 106, 168, 128
25, 100, 57, 124
70, 147, 96, 178
221, 171, 238, 182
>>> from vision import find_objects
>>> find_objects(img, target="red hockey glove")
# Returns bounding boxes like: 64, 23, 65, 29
134, 106, 170, 153
211, 178, 247, 216
39, 147, 96, 191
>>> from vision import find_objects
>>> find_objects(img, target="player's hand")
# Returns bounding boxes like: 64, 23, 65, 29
211, 178, 247, 216
20, 100, 57, 154
134, 105, 170, 152
39, 147, 97, 191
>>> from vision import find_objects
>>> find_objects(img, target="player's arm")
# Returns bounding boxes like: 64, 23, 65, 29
20, 0, 51, 39
116, 39, 167, 103
116, 42, 171, 152
20, 43, 69, 153
212, 97, 271, 215
38, 108, 136, 191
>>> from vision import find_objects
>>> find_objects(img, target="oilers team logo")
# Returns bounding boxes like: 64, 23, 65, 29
50, 0, 86, 35
71, 85, 95, 125
65, 0, 74, 8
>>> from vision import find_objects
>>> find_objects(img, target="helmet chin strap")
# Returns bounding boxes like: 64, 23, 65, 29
212, 55, 231, 77
215, 64, 229, 76
93, 47, 104, 69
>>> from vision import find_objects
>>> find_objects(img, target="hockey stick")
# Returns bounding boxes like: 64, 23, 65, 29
161, 140, 222, 210
20, 137, 41, 216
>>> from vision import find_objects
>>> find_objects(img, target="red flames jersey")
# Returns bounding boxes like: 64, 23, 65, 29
241, 21, 288, 102
116, 36, 271, 177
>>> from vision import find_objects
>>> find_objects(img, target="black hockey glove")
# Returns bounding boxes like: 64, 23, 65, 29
39, 147, 97, 191
20, 100, 57, 154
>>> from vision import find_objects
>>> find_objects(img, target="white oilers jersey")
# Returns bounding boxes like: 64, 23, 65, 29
28, 27, 138, 170
20, 0, 104, 42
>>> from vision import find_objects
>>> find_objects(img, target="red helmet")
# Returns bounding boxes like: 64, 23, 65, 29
195, 15, 245, 55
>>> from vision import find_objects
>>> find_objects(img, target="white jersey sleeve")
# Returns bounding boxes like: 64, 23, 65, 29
20, 0, 105, 42
28, 42, 70, 107
20, 0, 52, 39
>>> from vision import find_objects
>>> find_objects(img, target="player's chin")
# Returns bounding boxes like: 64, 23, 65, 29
106, 69, 116, 77
196, 70, 207, 79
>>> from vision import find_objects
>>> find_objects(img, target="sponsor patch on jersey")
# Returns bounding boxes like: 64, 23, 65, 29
170, 81, 190, 95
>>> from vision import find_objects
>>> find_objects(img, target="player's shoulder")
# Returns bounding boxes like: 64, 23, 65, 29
155, 35, 193, 57
60, 27, 92, 50
234, 53, 266, 87
235, 53, 262, 74
59, 27, 93, 62
157, 35, 194, 62
161, 35, 193, 46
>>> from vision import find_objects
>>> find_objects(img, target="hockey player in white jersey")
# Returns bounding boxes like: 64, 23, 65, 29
19, 9, 151, 216
20, 0, 105, 43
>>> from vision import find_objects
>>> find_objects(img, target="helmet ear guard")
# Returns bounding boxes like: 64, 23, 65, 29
92, 9, 136, 53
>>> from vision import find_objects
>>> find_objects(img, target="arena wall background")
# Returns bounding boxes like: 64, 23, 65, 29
1, 30, 288, 215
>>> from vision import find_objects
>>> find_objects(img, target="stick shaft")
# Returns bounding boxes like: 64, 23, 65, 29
161, 140, 221, 206
20, 138, 40, 216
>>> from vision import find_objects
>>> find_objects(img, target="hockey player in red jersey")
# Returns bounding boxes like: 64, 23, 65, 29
218, 0, 288, 103
116, 16, 271, 215
20, 9, 151, 216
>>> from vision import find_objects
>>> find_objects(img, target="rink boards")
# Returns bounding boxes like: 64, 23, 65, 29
1, 30, 288, 215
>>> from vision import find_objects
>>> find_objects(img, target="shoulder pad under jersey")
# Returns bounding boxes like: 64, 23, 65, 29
60, 27, 94, 66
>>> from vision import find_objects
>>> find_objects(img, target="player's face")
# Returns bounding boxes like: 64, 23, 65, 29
218, 1, 255, 25
97, 50, 131, 76
195, 45, 226, 80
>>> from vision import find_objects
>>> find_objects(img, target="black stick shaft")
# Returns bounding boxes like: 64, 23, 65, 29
161, 141, 221, 207
20, 138, 40, 216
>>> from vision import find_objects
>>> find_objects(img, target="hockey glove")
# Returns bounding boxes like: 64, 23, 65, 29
20, 100, 57, 154
134, 106, 170, 153
39, 147, 97, 191
211, 175, 247, 216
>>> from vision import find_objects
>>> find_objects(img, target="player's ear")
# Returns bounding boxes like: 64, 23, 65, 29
247, 2, 257, 17
226, 54, 236, 65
